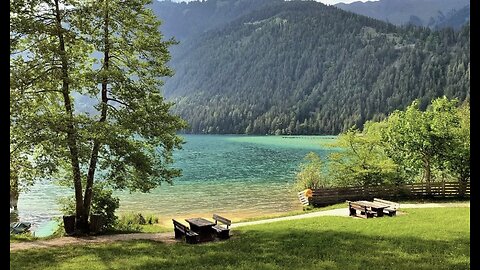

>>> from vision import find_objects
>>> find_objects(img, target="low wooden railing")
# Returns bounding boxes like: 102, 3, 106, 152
308, 181, 470, 207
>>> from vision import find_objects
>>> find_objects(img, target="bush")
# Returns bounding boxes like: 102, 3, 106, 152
90, 187, 119, 231
115, 215, 142, 233
58, 184, 120, 232
145, 214, 159, 225
114, 212, 159, 232
294, 152, 326, 190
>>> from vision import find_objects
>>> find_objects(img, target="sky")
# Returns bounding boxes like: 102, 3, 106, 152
163, 0, 379, 6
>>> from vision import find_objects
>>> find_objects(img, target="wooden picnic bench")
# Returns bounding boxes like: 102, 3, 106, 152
348, 201, 376, 218
172, 219, 199, 244
212, 214, 231, 239
185, 217, 216, 242
373, 198, 400, 216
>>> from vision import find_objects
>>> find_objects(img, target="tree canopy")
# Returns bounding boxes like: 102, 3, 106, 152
10, 0, 186, 233
296, 97, 470, 191
382, 97, 468, 191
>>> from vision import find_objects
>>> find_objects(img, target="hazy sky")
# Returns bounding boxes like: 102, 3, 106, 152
163, 0, 379, 6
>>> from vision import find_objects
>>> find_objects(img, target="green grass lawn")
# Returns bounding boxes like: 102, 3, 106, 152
10, 207, 469, 270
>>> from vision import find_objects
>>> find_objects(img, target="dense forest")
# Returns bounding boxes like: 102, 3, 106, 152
160, 1, 469, 135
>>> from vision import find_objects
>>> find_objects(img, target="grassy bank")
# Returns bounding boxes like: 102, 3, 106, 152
10, 207, 469, 270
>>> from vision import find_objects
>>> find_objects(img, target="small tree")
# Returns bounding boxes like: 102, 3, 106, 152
294, 152, 326, 190
327, 122, 403, 187
445, 102, 470, 184
382, 97, 462, 194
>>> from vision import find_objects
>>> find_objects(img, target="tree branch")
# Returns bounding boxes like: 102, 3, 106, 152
23, 89, 63, 95
107, 97, 131, 109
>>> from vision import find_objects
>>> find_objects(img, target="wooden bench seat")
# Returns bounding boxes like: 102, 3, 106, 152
373, 198, 400, 216
172, 219, 199, 244
212, 214, 231, 239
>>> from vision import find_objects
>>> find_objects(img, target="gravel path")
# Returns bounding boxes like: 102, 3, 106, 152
10, 202, 469, 252
231, 202, 469, 228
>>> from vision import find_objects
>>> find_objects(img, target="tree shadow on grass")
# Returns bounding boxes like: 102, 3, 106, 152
10, 228, 469, 270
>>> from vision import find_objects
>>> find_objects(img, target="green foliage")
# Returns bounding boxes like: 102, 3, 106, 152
59, 185, 120, 231
9, 233, 38, 243
11, 0, 187, 231
326, 97, 469, 187
327, 123, 406, 187
114, 220, 142, 233
294, 152, 326, 190
444, 102, 470, 182
145, 214, 159, 225
90, 187, 120, 230
113, 212, 159, 232
382, 97, 464, 186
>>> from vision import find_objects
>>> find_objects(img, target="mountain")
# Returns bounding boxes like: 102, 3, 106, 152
160, 1, 469, 135
432, 4, 470, 31
335, 0, 469, 29
150, 0, 281, 42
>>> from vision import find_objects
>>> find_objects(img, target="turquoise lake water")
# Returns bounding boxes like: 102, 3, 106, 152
15, 135, 338, 235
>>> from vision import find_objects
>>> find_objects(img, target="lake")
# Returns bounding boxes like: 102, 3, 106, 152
15, 135, 338, 236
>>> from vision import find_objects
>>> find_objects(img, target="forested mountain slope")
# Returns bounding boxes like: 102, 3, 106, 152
150, 0, 281, 42
160, 1, 469, 135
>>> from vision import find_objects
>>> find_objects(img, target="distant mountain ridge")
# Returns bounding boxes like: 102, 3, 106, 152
432, 4, 470, 30
150, 0, 281, 42
334, 0, 470, 29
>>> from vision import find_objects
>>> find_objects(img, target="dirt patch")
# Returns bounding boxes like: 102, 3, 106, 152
10, 232, 176, 252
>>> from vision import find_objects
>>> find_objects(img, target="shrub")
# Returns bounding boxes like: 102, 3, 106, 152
115, 215, 142, 233
114, 212, 159, 232
294, 152, 326, 190
144, 214, 159, 225
58, 184, 120, 232
90, 186, 120, 231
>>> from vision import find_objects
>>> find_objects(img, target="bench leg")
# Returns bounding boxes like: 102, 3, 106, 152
186, 234, 198, 244
349, 208, 356, 216
174, 229, 183, 239
218, 230, 230, 239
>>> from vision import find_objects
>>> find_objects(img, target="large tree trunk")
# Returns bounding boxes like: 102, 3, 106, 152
54, 0, 87, 234
10, 173, 19, 211
83, 0, 110, 221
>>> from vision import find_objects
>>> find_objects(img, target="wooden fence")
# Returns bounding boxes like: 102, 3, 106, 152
308, 181, 470, 207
